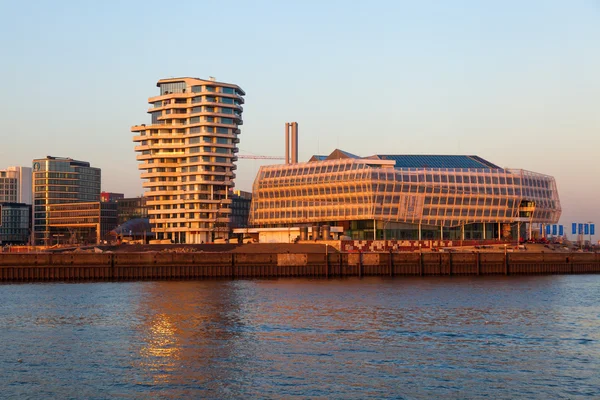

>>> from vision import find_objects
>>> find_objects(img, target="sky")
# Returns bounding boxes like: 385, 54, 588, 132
0, 0, 598, 240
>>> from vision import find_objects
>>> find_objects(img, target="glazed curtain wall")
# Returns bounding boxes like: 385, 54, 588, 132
249, 160, 561, 227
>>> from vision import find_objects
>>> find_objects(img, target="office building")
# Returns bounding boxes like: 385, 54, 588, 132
231, 189, 252, 229
0, 203, 31, 245
45, 201, 118, 244
249, 149, 561, 241
0, 166, 32, 205
116, 196, 148, 224
32, 156, 101, 245
132, 77, 245, 243
101, 192, 125, 203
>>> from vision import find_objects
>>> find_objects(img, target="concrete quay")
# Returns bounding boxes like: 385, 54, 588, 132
0, 250, 599, 282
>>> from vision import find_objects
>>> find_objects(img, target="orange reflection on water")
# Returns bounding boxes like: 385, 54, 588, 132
138, 313, 180, 384
131, 281, 247, 389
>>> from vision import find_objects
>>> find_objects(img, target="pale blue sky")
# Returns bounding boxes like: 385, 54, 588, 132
1, 0, 598, 238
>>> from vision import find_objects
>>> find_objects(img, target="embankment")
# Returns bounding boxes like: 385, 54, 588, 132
0, 251, 598, 282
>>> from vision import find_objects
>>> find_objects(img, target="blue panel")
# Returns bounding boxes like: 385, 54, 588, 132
546, 225, 551, 235
572, 223, 577, 235
579, 223, 584, 234
591, 224, 595, 235
539, 225, 543, 235
559, 225, 564, 236
376, 155, 501, 170
552, 225, 557, 236
584, 224, 589, 235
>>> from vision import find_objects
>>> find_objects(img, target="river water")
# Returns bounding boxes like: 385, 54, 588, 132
0, 276, 598, 399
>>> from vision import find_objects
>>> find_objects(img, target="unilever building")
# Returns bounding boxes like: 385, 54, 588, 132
249, 149, 561, 241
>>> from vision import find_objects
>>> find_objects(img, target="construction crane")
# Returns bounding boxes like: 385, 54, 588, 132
237, 155, 284, 160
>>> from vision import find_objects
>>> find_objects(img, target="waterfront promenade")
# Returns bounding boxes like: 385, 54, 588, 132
0, 243, 598, 282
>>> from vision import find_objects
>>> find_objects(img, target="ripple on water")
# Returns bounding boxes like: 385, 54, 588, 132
0, 277, 599, 398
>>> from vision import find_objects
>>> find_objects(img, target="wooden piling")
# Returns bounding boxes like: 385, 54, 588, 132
358, 251, 362, 278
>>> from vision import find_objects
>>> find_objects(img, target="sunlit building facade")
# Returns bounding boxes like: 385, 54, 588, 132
132, 77, 245, 244
0, 166, 32, 205
45, 202, 118, 244
32, 156, 101, 245
249, 150, 561, 240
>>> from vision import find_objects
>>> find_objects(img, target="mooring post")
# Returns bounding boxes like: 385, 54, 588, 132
419, 249, 424, 277
231, 253, 235, 280
389, 249, 393, 277
476, 251, 480, 275
325, 244, 329, 278
358, 251, 362, 278
110, 253, 115, 280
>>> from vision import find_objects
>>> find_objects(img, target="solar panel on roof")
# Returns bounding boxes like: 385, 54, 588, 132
375, 155, 500, 169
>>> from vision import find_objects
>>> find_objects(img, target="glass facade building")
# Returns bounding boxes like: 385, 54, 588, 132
249, 150, 561, 241
43, 202, 118, 244
116, 197, 148, 224
0, 203, 31, 245
132, 77, 245, 244
32, 156, 101, 245
231, 190, 252, 229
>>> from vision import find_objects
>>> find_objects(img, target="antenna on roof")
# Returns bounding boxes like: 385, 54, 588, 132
209, 76, 216, 81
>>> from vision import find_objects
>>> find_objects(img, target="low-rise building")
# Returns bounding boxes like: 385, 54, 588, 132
116, 197, 148, 224
45, 201, 118, 245
249, 149, 562, 241
0, 203, 31, 245
101, 192, 125, 203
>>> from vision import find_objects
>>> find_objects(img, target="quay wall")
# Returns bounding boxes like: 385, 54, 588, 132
0, 252, 599, 282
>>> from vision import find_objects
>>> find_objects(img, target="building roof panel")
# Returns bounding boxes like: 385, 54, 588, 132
325, 149, 360, 160
375, 155, 501, 169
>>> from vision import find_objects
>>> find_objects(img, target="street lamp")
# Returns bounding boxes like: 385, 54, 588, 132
373, 217, 377, 241
373, 196, 379, 241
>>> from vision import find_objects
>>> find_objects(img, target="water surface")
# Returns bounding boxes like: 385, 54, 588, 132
1, 276, 599, 399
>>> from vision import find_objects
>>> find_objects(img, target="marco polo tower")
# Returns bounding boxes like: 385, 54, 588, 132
132, 77, 245, 244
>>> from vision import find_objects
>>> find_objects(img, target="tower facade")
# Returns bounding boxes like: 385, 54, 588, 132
0, 166, 32, 204
132, 77, 245, 243
32, 156, 101, 245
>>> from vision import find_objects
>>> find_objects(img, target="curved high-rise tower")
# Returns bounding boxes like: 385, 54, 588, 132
132, 77, 245, 243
